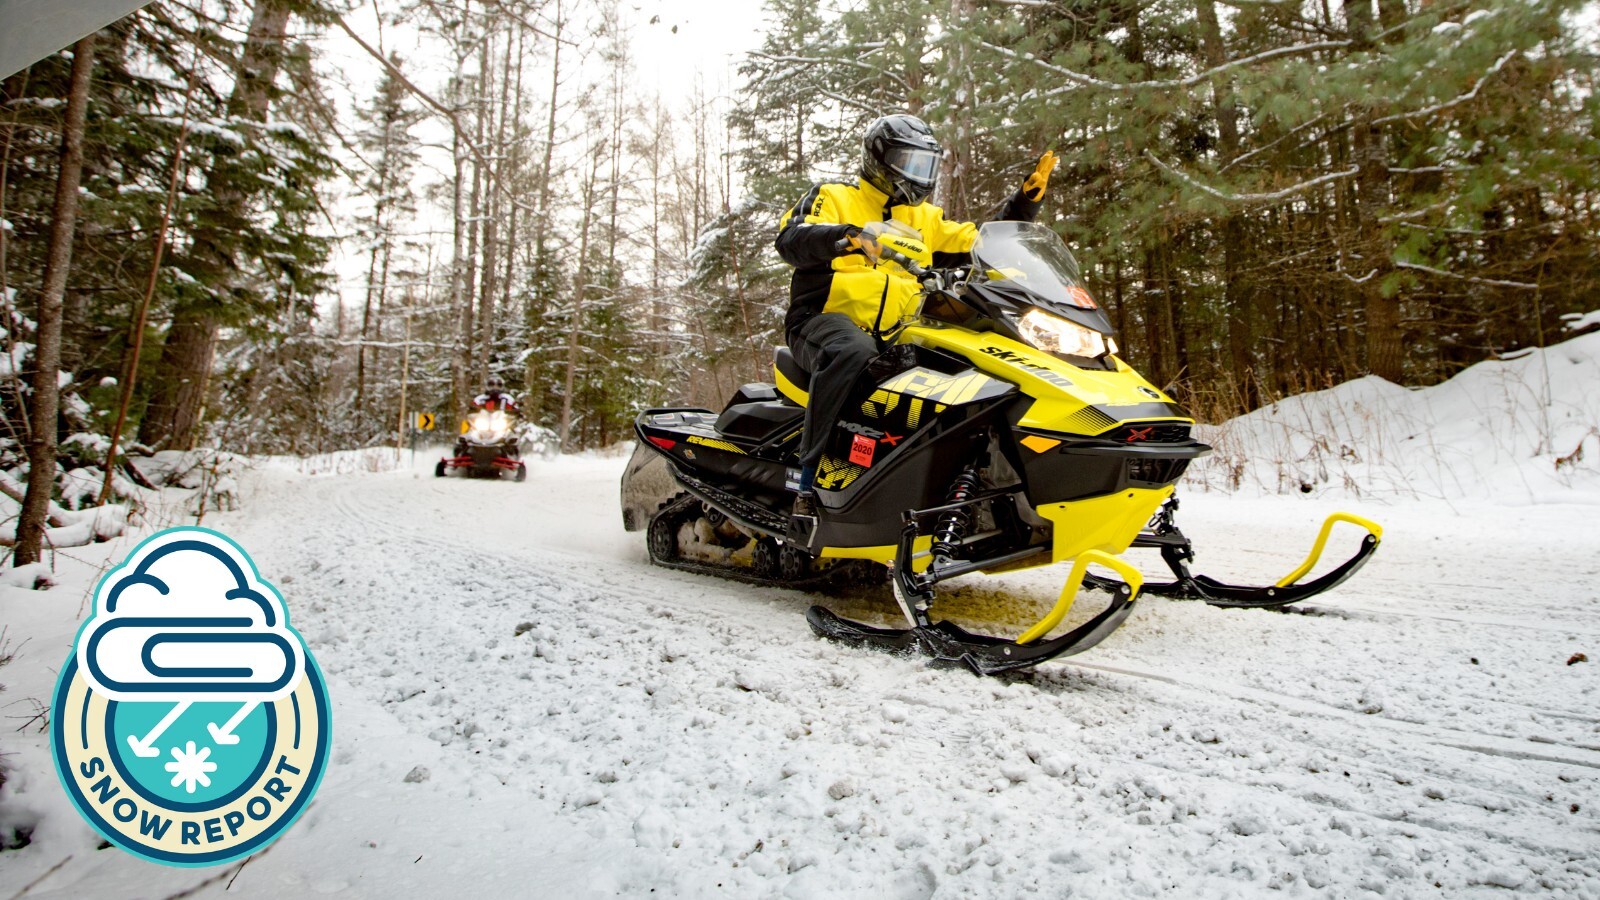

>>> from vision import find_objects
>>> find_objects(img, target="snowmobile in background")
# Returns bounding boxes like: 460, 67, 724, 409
621, 221, 1382, 675
437, 407, 527, 481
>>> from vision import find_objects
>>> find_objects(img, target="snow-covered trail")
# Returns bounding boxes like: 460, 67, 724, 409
9, 454, 1600, 898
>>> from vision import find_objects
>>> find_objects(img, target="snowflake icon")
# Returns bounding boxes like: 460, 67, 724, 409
165, 741, 218, 794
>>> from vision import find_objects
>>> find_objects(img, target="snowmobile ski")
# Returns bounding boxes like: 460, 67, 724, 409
1082, 499, 1383, 608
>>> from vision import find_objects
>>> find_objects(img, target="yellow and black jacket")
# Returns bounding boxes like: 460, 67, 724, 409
775, 178, 1041, 339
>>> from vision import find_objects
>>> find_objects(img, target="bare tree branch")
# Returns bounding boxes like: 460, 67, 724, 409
333, 14, 541, 214
747, 50, 911, 91
1220, 112, 1332, 173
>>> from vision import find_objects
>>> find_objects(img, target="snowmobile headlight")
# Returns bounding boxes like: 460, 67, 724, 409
1017, 308, 1111, 358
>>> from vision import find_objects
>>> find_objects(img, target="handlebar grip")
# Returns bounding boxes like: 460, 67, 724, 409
880, 246, 925, 276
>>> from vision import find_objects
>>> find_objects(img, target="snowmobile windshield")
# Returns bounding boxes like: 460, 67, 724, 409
971, 221, 1096, 310
883, 147, 941, 183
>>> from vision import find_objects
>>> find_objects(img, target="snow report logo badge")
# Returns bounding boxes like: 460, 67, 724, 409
50, 527, 331, 867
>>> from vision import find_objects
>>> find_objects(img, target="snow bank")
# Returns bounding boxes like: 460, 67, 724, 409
1562, 308, 1600, 334
0, 494, 129, 551
0, 562, 52, 588
1186, 331, 1600, 503
136, 449, 242, 513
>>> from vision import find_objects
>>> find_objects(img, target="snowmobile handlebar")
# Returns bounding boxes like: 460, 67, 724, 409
833, 237, 943, 288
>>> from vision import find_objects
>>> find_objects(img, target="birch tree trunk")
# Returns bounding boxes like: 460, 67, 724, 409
559, 139, 603, 450
449, 55, 470, 412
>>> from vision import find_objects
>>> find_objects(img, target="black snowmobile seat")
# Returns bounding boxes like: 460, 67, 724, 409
774, 346, 811, 390
715, 399, 803, 443
716, 381, 800, 443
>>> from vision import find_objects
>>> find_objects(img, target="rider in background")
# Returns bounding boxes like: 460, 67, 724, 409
473, 375, 518, 414
774, 113, 1056, 543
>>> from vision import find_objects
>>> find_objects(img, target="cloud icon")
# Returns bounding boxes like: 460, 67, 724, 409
77, 529, 306, 702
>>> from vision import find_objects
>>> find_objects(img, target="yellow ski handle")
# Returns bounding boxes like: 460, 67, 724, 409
1016, 550, 1144, 645
1275, 512, 1384, 588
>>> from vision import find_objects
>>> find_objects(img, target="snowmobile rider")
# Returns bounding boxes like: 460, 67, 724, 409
474, 375, 518, 414
457, 375, 517, 456
775, 113, 1057, 542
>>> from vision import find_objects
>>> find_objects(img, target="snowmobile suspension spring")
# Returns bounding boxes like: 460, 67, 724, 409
931, 468, 982, 562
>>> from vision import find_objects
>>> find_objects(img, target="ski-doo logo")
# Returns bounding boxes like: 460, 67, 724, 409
979, 346, 1076, 391
51, 527, 331, 867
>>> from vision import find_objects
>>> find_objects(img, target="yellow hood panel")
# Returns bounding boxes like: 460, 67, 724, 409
899, 324, 1189, 435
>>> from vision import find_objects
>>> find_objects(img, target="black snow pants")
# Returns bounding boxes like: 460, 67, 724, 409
789, 312, 879, 484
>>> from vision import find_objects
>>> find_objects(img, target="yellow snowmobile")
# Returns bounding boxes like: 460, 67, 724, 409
621, 221, 1380, 674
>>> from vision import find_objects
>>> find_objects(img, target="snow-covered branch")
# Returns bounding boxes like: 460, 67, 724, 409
1145, 151, 1358, 204
818, 89, 881, 115
1373, 51, 1518, 125
984, 39, 1350, 94
1394, 260, 1539, 290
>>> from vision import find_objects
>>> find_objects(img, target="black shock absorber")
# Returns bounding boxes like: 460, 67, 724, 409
931, 466, 982, 563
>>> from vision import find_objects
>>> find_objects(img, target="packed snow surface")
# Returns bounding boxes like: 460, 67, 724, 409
1, 455, 1595, 897
2, 337, 1599, 897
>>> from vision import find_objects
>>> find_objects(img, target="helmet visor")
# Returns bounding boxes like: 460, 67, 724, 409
883, 147, 941, 184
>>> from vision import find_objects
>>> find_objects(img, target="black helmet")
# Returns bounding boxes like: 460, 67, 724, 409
861, 114, 943, 207
486, 374, 504, 391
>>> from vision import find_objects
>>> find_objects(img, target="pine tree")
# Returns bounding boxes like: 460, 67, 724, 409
137, 0, 334, 450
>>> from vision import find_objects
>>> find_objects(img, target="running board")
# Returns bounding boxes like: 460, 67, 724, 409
806, 490, 1146, 675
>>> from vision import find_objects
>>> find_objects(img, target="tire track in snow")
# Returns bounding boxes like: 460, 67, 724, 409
1287, 596, 1600, 637
1073, 662, 1600, 770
